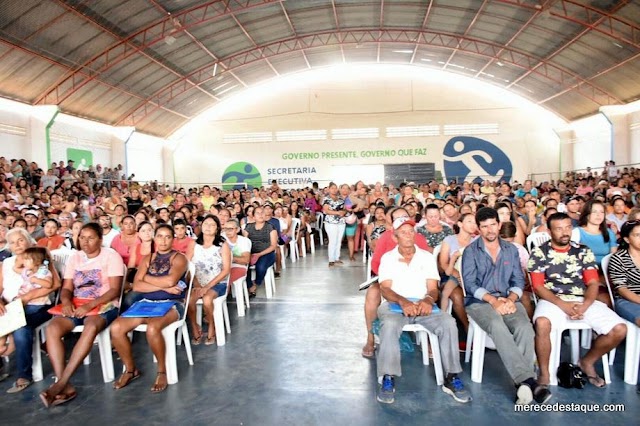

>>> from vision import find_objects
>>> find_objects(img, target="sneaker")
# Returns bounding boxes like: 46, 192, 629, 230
442, 375, 472, 403
533, 384, 552, 404
515, 383, 533, 405
377, 375, 395, 404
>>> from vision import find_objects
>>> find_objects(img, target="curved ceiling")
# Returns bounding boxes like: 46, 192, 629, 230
0, 0, 639, 138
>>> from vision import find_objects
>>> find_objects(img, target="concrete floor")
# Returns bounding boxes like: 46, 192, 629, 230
1, 247, 638, 425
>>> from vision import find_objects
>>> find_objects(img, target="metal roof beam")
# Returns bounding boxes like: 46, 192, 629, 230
410, 0, 434, 65
279, 1, 310, 69
34, 0, 280, 105
505, 0, 632, 89
118, 28, 621, 128
229, 13, 279, 76
330, 0, 346, 63
0, 38, 188, 121
443, 0, 489, 69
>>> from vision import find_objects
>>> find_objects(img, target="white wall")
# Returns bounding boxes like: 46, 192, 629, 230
126, 132, 165, 182
172, 66, 565, 188
0, 108, 29, 160
0, 98, 165, 182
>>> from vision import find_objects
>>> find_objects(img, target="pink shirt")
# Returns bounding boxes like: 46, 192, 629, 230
64, 248, 124, 304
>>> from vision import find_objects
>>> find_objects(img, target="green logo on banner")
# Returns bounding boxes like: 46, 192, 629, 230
221, 162, 262, 190
66, 148, 93, 171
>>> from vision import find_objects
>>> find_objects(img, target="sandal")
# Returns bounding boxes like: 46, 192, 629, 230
113, 369, 141, 390
39, 390, 54, 408
151, 372, 168, 393
52, 390, 77, 407
586, 374, 606, 388
361, 346, 375, 359
191, 333, 203, 346
7, 379, 32, 394
205, 336, 215, 346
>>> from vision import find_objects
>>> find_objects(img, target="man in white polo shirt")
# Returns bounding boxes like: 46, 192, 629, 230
376, 216, 471, 404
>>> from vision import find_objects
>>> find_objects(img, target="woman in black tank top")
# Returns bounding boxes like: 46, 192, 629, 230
110, 224, 188, 393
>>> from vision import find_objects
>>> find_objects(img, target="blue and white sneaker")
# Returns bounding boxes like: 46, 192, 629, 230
442, 375, 472, 403
377, 374, 395, 404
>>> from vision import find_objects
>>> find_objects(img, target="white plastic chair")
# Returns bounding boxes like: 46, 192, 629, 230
372, 311, 445, 385
230, 270, 250, 317
289, 218, 301, 262
249, 264, 276, 298
37, 264, 127, 383
131, 262, 195, 385
278, 244, 286, 270
307, 222, 315, 255
459, 259, 497, 383
402, 324, 445, 385
602, 253, 639, 384
526, 232, 550, 253
195, 274, 232, 346
316, 213, 324, 246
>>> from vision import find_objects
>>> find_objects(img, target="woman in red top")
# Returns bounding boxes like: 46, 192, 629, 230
110, 215, 140, 266
36, 219, 65, 250
128, 221, 154, 268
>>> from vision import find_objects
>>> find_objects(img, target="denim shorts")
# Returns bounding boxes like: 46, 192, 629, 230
59, 307, 119, 328
615, 298, 640, 324
208, 282, 228, 297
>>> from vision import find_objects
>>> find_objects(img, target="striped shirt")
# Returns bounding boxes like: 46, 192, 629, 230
608, 249, 640, 296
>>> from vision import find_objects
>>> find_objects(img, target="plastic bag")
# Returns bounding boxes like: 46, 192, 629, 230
371, 319, 415, 353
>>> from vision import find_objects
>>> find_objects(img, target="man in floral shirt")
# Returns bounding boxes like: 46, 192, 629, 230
528, 212, 626, 390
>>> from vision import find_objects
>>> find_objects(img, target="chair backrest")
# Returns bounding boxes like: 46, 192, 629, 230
181, 261, 196, 321
526, 232, 550, 253
291, 218, 301, 239
316, 213, 324, 227
600, 253, 615, 309
458, 256, 467, 297
51, 250, 72, 276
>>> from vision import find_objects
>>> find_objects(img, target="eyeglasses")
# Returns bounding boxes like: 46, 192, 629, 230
223, 227, 237, 231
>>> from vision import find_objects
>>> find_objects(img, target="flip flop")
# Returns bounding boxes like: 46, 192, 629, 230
586, 374, 606, 388
52, 391, 77, 407
151, 372, 168, 393
191, 334, 203, 346
205, 336, 215, 346
7, 379, 32, 394
361, 348, 374, 359
113, 369, 141, 390
39, 390, 54, 408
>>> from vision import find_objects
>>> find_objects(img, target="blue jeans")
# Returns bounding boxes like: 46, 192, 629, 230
12, 304, 52, 381
246, 252, 276, 288
615, 298, 640, 324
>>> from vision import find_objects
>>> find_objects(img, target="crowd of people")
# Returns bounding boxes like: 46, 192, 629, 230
0, 154, 638, 409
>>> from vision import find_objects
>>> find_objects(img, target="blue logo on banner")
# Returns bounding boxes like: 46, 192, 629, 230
221, 162, 263, 190
442, 136, 512, 183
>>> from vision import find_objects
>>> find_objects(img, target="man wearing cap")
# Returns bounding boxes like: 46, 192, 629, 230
462, 207, 546, 405
376, 216, 471, 405
24, 209, 45, 240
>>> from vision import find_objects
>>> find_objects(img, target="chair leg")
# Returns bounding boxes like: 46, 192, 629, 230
223, 302, 231, 334
301, 237, 307, 257
97, 328, 115, 383
601, 353, 611, 384
570, 329, 580, 364
624, 322, 639, 385
32, 331, 44, 383
470, 325, 486, 383
428, 331, 445, 386
465, 323, 474, 364
162, 328, 179, 385
243, 280, 250, 310
581, 329, 592, 350
549, 329, 562, 386
182, 323, 194, 366
279, 246, 286, 270
234, 280, 245, 317
196, 302, 203, 328
213, 300, 226, 346
265, 267, 275, 299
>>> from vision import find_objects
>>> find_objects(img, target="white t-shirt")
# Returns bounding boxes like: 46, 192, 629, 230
102, 228, 120, 248
226, 235, 251, 269
378, 246, 440, 300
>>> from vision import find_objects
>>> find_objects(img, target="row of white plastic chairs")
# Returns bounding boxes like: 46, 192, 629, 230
30, 254, 264, 388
